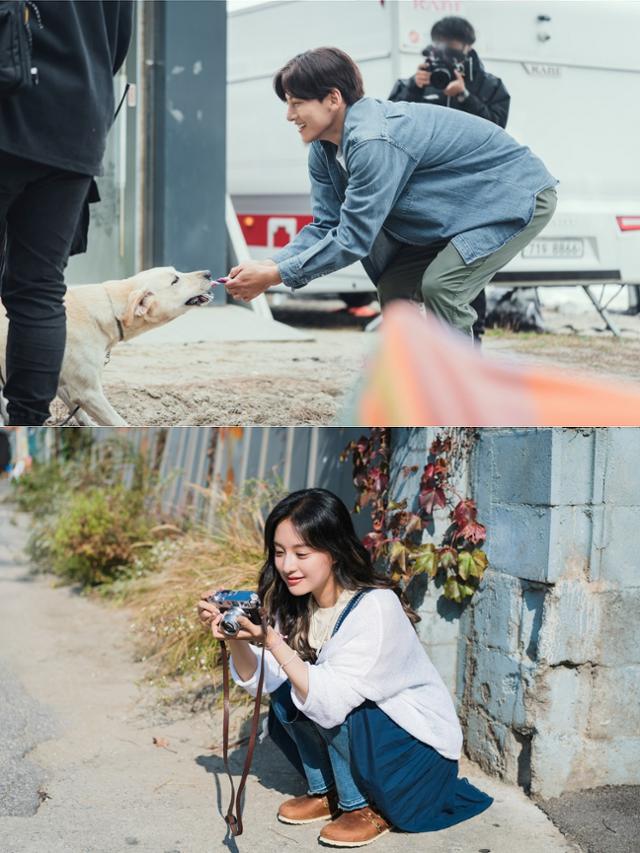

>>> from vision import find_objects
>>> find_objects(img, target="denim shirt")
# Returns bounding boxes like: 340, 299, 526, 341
273, 97, 558, 289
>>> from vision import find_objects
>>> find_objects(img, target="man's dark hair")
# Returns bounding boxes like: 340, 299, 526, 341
431, 16, 476, 46
274, 47, 364, 105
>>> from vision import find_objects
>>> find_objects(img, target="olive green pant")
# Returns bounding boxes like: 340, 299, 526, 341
376, 187, 558, 337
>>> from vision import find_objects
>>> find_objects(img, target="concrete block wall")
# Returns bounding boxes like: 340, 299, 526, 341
388, 428, 640, 798
460, 428, 640, 798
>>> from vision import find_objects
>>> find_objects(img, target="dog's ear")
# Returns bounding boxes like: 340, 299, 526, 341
123, 288, 155, 326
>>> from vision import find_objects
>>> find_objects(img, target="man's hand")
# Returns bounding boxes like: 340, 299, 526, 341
415, 64, 431, 88
443, 69, 466, 98
225, 260, 281, 302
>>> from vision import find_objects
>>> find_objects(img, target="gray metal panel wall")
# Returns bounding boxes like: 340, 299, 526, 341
27, 427, 371, 538
150, 0, 227, 298
150, 427, 367, 535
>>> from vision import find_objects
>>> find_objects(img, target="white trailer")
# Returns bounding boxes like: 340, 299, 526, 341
227, 0, 640, 325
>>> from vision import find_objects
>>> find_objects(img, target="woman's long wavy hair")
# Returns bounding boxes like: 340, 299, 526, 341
257, 488, 419, 662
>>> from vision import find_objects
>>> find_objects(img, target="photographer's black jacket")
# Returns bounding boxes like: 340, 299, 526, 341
388, 50, 510, 129
0, 1, 133, 176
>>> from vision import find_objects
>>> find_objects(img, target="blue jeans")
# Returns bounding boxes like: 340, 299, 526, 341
270, 682, 368, 812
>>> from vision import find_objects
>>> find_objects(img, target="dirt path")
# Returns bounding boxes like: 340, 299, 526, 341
0, 491, 577, 853
0, 501, 233, 852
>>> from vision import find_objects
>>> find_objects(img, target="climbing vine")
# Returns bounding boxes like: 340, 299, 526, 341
341, 429, 488, 603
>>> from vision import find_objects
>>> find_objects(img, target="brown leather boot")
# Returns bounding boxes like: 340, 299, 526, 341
278, 790, 340, 825
318, 805, 391, 847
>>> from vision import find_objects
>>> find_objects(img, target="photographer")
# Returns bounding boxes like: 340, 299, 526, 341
389, 17, 509, 128
389, 16, 511, 341
198, 489, 492, 848
225, 48, 557, 341
0, 1, 133, 425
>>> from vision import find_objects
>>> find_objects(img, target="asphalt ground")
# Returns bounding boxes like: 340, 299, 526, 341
0, 659, 59, 817
539, 787, 640, 853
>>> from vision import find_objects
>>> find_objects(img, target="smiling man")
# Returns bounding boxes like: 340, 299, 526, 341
225, 47, 558, 338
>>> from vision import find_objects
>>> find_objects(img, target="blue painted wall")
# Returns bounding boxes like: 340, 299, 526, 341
389, 428, 640, 798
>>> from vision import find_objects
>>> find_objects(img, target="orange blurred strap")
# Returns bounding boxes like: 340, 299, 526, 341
357, 302, 640, 427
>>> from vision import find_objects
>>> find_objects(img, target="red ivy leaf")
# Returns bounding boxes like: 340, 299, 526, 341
355, 437, 370, 454
422, 458, 448, 481
452, 499, 477, 528
419, 486, 447, 516
362, 531, 385, 554
457, 521, 487, 545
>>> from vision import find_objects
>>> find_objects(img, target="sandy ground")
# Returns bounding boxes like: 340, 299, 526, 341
47, 298, 640, 427
53, 326, 369, 427
0, 492, 578, 853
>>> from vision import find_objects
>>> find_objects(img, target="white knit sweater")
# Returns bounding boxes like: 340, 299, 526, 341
230, 588, 463, 760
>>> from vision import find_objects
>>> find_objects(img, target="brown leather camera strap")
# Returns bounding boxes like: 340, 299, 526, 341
220, 611, 269, 837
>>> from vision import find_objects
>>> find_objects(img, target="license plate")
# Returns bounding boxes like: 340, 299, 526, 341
522, 238, 585, 259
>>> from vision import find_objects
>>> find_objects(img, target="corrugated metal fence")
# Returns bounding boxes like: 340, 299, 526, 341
84, 426, 371, 535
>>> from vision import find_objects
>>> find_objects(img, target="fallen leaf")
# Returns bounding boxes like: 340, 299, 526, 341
152, 736, 177, 753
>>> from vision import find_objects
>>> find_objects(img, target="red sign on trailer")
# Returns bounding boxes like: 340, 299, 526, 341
236, 213, 313, 249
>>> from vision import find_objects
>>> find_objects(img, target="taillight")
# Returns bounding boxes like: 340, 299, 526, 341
617, 216, 640, 231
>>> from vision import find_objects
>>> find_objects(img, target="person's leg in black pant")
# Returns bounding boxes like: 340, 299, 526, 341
470, 289, 487, 344
0, 154, 91, 425
376, 240, 448, 308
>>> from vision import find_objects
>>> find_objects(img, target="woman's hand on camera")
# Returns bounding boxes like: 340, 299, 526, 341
197, 589, 222, 628
198, 589, 266, 643
209, 613, 266, 644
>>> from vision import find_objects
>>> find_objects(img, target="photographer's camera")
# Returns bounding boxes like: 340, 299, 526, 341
421, 44, 469, 90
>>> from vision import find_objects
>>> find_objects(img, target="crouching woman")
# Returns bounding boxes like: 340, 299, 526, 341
198, 488, 492, 848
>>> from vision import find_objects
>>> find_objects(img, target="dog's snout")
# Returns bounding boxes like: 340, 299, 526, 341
201, 270, 212, 281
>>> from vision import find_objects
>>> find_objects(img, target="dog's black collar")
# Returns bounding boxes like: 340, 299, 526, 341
106, 291, 125, 343
115, 316, 125, 342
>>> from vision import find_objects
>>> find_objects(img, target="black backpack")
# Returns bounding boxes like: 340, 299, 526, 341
0, 1, 40, 96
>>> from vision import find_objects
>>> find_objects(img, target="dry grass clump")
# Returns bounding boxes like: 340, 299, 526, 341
127, 535, 261, 684
123, 482, 281, 691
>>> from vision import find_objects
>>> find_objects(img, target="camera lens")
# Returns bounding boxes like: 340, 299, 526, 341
430, 67, 453, 90
220, 616, 239, 636
220, 607, 242, 637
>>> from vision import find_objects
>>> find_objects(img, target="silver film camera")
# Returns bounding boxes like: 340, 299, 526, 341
208, 589, 262, 637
